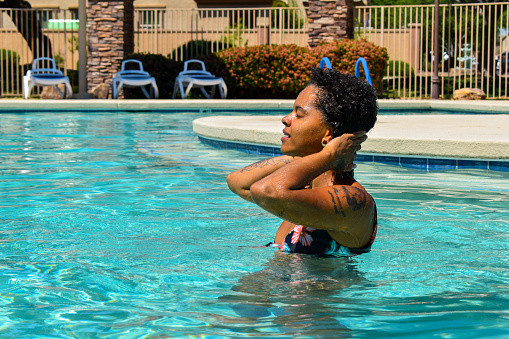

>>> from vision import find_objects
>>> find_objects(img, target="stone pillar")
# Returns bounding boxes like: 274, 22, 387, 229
87, 0, 134, 94
307, 0, 354, 47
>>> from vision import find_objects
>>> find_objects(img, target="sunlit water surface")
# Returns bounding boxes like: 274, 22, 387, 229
0, 111, 508, 338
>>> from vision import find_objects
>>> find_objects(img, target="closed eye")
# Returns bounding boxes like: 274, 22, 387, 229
295, 106, 306, 118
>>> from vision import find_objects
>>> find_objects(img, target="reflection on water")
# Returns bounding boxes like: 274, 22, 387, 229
0, 111, 508, 337
219, 251, 373, 336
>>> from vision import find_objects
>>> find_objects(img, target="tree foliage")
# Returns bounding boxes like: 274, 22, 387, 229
371, 0, 507, 4
0, 0, 53, 59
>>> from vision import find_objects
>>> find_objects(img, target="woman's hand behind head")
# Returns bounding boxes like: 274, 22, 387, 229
323, 131, 367, 172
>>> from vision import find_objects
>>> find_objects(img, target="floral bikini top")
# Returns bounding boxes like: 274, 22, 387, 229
274, 205, 378, 257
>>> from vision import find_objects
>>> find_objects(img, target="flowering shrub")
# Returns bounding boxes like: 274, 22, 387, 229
311, 39, 389, 91
203, 44, 315, 98
126, 40, 388, 99
204, 39, 388, 98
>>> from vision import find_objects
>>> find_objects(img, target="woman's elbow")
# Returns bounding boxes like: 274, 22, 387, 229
226, 173, 236, 192
225, 173, 239, 194
250, 181, 280, 206
226, 173, 252, 202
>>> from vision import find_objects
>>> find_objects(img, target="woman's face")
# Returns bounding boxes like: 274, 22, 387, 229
280, 85, 332, 157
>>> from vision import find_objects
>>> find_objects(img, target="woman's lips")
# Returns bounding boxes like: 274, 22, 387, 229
281, 130, 290, 142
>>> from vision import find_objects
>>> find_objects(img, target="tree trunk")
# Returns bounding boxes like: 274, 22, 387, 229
0, 0, 53, 60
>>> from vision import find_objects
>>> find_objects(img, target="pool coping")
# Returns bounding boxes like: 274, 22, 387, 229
193, 113, 509, 172
2, 98, 509, 172
1, 98, 509, 113
197, 136, 509, 172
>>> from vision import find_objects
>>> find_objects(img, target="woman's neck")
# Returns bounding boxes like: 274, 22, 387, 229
310, 170, 335, 188
311, 170, 355, 188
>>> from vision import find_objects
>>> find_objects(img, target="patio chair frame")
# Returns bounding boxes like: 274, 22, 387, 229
173, 59, 227, 99
23, 57, 73, 99
112, 59, 159, 99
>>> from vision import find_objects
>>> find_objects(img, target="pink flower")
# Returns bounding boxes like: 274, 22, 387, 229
291, 225, 315, 246
291, 225, 303, 244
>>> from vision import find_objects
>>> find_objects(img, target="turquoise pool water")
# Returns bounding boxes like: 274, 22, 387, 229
1, 111, 508, 338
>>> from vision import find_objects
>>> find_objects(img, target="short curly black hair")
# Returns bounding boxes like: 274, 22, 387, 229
308, 67, 378, 138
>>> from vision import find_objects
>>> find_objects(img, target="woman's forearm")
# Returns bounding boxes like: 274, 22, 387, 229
250, 132, 362, 206
227, 155, 294, 202
250, 150, 333, 202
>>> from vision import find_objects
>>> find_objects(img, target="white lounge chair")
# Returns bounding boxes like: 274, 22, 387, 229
173, 59, 227, 99
23, 57, 73, 99
112, 59, 159, 99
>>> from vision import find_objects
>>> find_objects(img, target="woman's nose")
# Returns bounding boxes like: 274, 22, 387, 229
282, 113, 292, 126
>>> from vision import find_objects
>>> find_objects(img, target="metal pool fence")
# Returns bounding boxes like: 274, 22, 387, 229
134, 7, 308, 61
355, 2, 509, 99
0, 6, 307, 97
0, 8, 79, 97
1, 4, 508, 99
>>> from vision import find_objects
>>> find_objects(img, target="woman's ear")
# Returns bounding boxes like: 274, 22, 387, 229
322, 126, 333, 143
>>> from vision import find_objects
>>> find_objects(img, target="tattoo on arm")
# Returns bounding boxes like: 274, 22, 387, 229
343, 187, 367, 211
328, 188, 346, 217
328, 187, 367, 217
240, 158, 291, 173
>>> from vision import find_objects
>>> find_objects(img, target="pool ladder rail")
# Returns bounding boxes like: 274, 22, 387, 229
319, 56, 373, 86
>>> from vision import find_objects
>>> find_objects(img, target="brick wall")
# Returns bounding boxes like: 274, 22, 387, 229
87, 0, 134, 93
307, 0, 353, 47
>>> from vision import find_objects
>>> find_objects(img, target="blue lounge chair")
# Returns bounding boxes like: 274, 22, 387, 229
23, 57, 73, 99
173, 59, 227, 99
112, 59, 159, 99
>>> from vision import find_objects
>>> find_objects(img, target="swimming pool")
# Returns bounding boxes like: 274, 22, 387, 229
1, 110, 508, 337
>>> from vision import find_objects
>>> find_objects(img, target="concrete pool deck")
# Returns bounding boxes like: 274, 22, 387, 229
2, 98, 509, 113
193, 112, 509, 160
1, 98, 509, 162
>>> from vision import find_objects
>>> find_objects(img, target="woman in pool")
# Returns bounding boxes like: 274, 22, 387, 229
227, 67, 378, 256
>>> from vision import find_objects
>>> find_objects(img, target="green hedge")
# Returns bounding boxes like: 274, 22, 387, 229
125, 40, 389, 99
387, 60, 415, 78
1, 49, 21, 93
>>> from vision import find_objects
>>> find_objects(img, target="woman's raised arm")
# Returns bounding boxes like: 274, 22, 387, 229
249, 132, 374, 247
226, 155, 295, 202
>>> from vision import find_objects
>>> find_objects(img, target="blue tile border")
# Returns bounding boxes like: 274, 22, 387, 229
457, 159, 487, 170
399, 157, 428, 170
489, 161, 509, 172
428, 158, 457, 171
199, 136, 283, 157
374, 155, 401, 167
198, 136, 509, 172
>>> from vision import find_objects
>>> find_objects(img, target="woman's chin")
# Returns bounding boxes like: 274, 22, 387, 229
280, 146, 294, 157
280, 143, 318, 157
